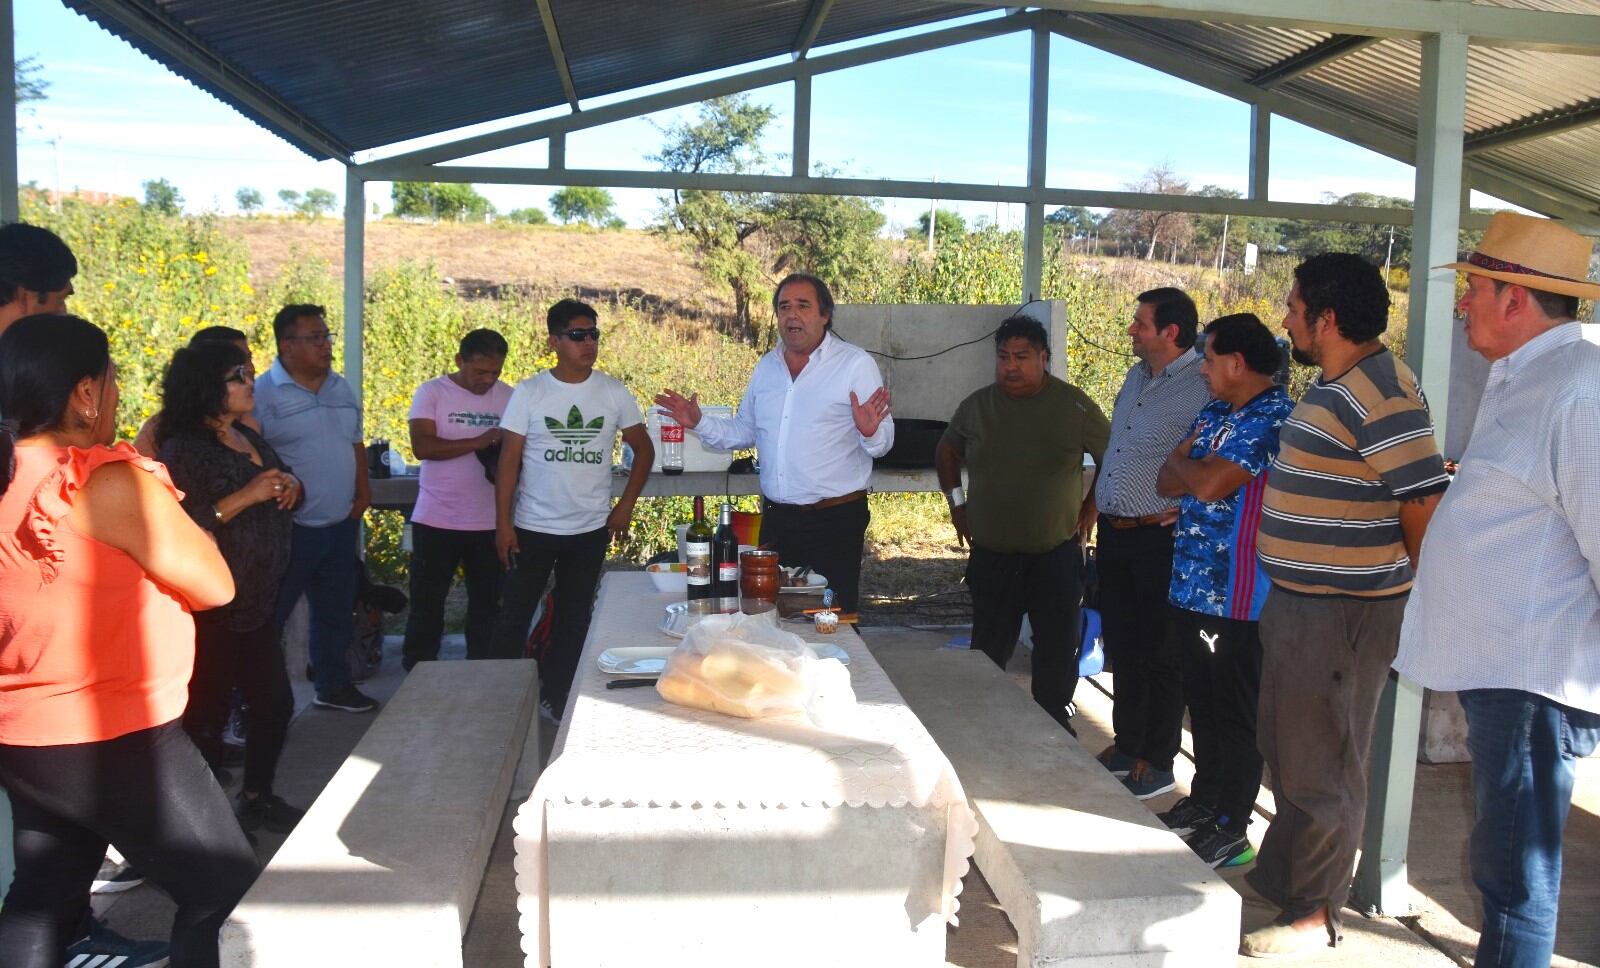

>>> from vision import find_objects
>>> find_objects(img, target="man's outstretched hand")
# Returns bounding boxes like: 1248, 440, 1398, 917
850, 387, 892, 437
652, 388, 702, 429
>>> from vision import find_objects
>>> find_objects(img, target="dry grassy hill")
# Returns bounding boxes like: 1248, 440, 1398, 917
220, 217, 730, 323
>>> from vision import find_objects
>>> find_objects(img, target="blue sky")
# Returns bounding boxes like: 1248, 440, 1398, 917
16, 3, 1495, 233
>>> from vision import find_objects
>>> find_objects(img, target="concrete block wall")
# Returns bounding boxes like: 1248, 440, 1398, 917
832, 301, 1068, 422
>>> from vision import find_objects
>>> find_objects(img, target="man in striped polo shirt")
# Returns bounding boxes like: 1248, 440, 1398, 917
1242, 253, 1447, 958
1153, 313, 1293, 871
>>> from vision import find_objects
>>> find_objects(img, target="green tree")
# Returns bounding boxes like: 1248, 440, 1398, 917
1045, 205, 1096, 237
652, 98, 889, 340
277, 189, 302, 212
15, 56, 47, 109
652, 95, 776, 335
1276, 192, 1412, 265
391, 181, 494, 221
549, 186, 615, 226
142, 178, 182, 216
300, 187, 337, 218
235, 187, 263, 214
910, 208, 966, 243
503, 206, 549, 225
766, 186, 886, 306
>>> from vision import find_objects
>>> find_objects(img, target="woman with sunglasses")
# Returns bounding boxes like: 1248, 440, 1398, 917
155, 341, 304, 835
0, 315, 252, 968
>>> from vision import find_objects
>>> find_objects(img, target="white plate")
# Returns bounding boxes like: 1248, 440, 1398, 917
777, 570, 829, 594
598, 646, 675, 675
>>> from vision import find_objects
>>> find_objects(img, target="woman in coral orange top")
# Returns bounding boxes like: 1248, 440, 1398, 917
0, 315, 255, 968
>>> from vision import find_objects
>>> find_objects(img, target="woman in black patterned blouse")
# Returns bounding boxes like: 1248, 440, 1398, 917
156, 340, 305, 835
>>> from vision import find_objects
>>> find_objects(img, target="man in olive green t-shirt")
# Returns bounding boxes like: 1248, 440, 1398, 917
936, 314, 1110, 734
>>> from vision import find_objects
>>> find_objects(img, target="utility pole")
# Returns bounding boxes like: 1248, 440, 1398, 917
1216, 213, 1230, 272
927, 176, 937, 256
50, 137, 61, 212
1384, 225, 1396, 286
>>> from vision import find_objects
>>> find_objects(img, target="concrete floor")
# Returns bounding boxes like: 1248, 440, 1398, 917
95, 625, 1600, 967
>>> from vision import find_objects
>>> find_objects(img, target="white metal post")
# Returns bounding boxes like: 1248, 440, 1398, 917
343, 166, 365, 409
1352, 28, 1468, 919
1249, 104, 1270, 201
792, 73, 811, 178
1022, 26, 1049, 301
1, 0, 18, 224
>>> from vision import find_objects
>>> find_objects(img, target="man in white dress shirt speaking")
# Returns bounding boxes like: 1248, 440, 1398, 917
656, 273, 893, 612
1394, 213, 1600, 968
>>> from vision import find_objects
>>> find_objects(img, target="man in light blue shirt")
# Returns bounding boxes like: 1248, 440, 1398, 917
254, 304, 377, 713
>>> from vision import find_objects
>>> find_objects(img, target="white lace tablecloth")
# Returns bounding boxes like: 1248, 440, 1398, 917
513, 573, 976, 966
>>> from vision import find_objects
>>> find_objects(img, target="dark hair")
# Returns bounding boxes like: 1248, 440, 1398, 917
1293, 253, 1389, 343
1204, 313, 1283, 376
0, 314, 110, 497
994, 314, 1049, 356
459, 328, 509, 359
1136, 287, 1198, 349
0, 223, 77, 305
273, 304, 326, 342
546, 299, 597, 334
191, 325, 249, 347
1490, 279, 1580, 322
155, 341, 251, 449
772, 273, 835, 325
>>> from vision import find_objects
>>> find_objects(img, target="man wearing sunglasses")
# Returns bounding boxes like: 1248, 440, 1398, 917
490, 299, 652, 724
254, 304, 378, 714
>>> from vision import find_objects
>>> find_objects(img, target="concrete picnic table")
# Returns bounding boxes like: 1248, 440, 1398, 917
511, 572, 977, 967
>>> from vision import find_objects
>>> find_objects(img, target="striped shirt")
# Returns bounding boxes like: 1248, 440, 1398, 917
1395, 323, 1600, 713
1257, 348, 1448, 598
1096, 349, 1210, 517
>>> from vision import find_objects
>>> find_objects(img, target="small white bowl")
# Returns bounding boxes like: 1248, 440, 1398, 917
647, 562, 689, 595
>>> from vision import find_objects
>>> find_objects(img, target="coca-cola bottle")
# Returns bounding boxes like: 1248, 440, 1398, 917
659, 411, 684, 475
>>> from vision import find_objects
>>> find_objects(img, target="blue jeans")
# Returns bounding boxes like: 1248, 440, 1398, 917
275, 518, 360, 698
1460, 688, 1600, 968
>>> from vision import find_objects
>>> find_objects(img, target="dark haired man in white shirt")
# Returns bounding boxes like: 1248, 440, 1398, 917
656, 273, 893, 612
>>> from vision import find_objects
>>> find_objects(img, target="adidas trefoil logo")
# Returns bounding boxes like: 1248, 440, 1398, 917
542, 405, 607, 464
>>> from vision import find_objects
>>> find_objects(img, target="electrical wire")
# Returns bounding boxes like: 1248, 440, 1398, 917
844, 297, 1136, 363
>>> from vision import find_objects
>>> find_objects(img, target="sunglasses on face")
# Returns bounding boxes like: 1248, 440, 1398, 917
290, 330, 336, 344
224, 365, 253, 385
560, 327, 601, 342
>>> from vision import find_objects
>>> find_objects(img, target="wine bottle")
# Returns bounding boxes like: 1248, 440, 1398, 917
713, 503, 739, 599
685, 496, 713, 601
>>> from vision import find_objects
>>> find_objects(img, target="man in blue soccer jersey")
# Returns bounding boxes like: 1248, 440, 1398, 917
1153, 313, 1293, 869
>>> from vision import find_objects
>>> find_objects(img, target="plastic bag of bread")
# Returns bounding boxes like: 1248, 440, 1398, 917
656, 611, 855, 725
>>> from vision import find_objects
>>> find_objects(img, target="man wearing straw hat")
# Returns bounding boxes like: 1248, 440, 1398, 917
1394, 212, 1600, 968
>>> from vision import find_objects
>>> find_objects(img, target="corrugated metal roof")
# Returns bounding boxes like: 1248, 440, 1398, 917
59, 0, 1600, 219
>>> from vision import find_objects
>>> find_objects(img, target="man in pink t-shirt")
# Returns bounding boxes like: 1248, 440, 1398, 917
401, 329, 514, 670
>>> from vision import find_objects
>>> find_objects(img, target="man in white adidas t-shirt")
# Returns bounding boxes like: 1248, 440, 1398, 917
489, 299, 653, 722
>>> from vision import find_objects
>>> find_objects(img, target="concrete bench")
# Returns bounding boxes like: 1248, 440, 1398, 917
221, 659, 539, 968
874, 644, 1239, 968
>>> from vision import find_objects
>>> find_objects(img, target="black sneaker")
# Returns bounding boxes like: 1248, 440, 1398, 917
236, 792, 306, 834
313, 684, 379, 713
65, 918, 169, 967
1186, 821, 1256, 868
1156, 796, 1217, 837
91, 860, 145, 894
